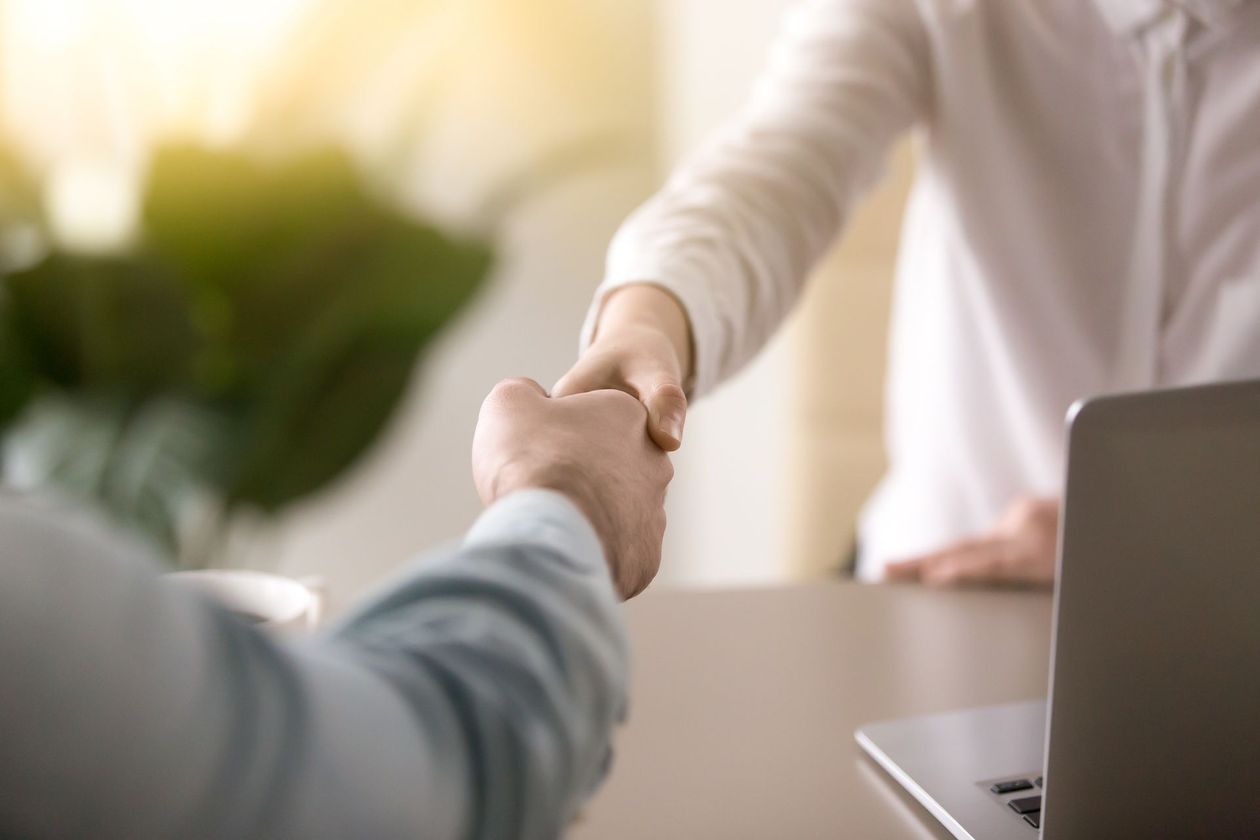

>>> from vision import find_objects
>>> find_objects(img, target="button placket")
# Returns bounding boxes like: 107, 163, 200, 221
1115, 9, 1190, 390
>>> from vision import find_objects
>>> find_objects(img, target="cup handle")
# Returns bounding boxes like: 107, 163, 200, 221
298, 576, 327, 631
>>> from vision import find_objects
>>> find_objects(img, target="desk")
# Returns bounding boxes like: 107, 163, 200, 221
570, 583, 1053, 839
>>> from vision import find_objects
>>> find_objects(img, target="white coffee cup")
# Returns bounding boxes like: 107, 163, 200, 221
167, 570, 323, 634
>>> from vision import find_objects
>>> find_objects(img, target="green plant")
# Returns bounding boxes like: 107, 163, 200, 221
0, 145, 492, 565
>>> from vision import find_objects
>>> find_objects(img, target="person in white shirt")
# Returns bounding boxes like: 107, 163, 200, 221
554, 0, 1260, 586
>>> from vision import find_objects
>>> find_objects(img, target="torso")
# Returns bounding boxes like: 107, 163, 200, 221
858, 0, 1260, 577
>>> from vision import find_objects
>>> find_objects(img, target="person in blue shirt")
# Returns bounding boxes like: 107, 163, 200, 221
0, 377, 672, 840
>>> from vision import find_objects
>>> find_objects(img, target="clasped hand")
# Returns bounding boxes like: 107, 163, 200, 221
472, 379, 674, 600
884, 498, 1060, 588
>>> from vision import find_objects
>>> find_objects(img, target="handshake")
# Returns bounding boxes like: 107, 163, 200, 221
473, 287, 693, 599
473, 378, 677, 600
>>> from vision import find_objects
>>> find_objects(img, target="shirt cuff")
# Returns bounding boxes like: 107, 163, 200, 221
464, 489, 606, 574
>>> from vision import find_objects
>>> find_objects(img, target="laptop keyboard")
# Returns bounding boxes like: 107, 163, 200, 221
988, 775, 1044, 829
1008, 795, 1041, 815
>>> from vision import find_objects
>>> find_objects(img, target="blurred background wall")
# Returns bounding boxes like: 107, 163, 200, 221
0, 0, 910, 610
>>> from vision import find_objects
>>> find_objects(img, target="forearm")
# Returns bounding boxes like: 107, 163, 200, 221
587, 0, 929, 396
329, 489, 628, 839
0, 491, 626, 840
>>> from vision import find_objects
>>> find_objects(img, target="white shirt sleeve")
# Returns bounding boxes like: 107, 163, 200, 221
582, 0, 931, 395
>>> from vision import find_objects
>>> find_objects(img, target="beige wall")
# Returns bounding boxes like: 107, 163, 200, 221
787, 145, 914, 580
648, 0, 801, 588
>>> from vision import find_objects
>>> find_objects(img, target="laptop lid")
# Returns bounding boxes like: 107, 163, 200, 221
1042, 381, 1260, 838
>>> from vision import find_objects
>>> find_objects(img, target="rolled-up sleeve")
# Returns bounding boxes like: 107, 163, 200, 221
582, 0, 931, 395
0, 489, 626, 840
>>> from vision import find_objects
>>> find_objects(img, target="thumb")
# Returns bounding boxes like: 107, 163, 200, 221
552, 357, 619, 400
641, 380, 688, 451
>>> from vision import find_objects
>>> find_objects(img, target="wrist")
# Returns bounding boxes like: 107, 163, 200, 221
465, 489, 607, 577
588, 320, 682, 373
489, 460, 615, 560
595, 285, 693, 382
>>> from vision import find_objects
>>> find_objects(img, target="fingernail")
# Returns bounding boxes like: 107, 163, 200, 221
662, 411, 684, 444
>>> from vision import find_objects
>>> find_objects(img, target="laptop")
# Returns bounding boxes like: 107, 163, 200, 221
856, 380, 1260, 838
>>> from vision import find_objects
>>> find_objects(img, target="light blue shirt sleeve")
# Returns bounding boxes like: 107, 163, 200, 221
0, 489, 628, 840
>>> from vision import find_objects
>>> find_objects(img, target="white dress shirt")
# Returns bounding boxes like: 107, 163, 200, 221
582, 0, 1260, 579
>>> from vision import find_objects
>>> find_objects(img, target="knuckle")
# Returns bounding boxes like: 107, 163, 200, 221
490, 377, 536, 399
482, 379, 543, 418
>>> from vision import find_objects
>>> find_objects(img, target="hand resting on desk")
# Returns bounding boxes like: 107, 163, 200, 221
884, 497, 1059, 588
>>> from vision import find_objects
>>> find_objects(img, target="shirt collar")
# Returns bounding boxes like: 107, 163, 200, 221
1095, 0, 1166, 36
1094, 0, 1249, 36
1176, 0, 1250, 28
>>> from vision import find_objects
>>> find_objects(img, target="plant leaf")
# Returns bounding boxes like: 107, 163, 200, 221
227, 226, 492, 510
4, 143, 494, 554
1, 255, 202, 396
4, 395, 231, 560
141, 144, 493, 509
0, 294, 38, 427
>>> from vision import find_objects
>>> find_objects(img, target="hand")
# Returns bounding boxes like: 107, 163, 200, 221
472, 378, 674, 599
553, 285, 692, 452
884, 497, 1060, 588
